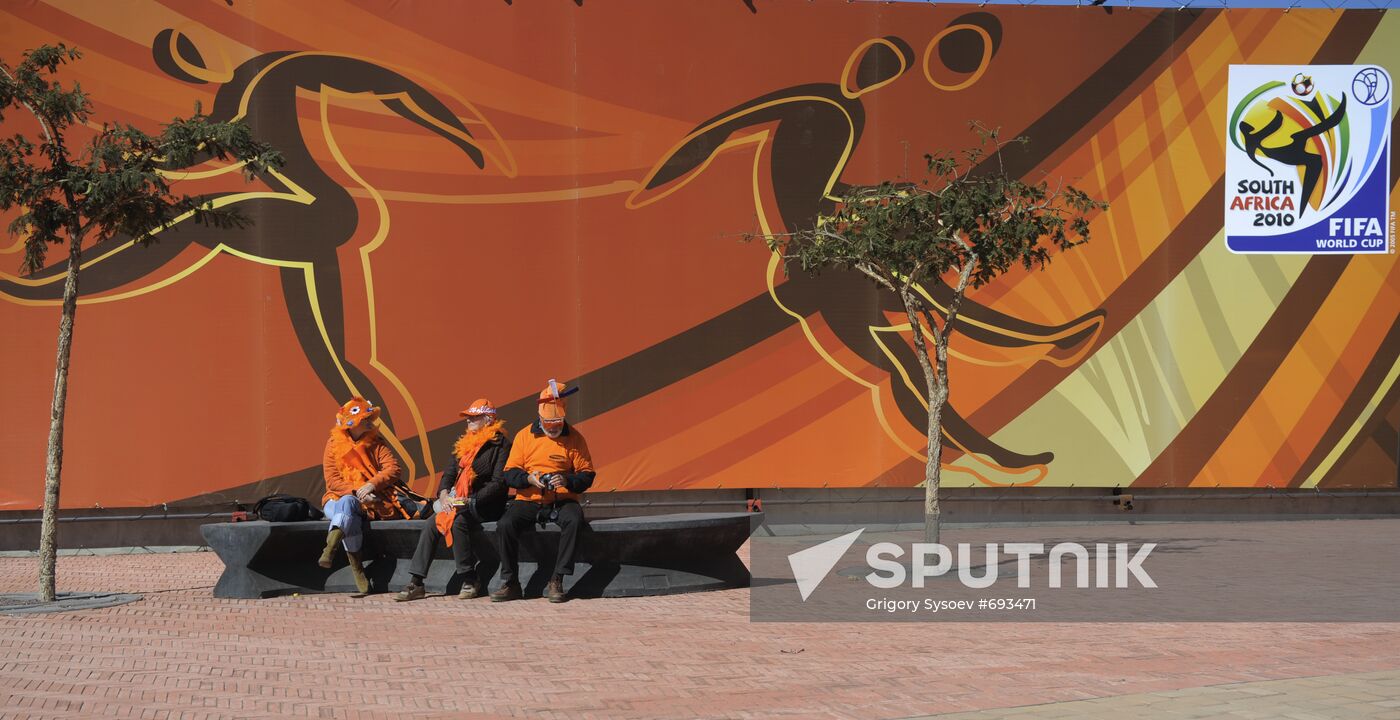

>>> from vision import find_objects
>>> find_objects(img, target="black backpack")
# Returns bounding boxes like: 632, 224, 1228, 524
252, 494, 324, 522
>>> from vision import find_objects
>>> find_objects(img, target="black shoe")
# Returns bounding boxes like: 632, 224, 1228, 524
489, 582, 522, 603
546, 575, 567, 603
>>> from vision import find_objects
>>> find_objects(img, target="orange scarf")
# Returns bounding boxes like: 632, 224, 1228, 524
436, 420, 506, 545
327, 426, 404, 519
328, 426, 380, 484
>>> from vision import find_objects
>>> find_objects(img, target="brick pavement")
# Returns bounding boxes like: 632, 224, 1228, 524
906, 669, 1400, 719
1, 533, 1399, 719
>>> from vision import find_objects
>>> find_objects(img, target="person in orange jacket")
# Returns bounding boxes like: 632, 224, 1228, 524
491, 379, 595, 603
395, 398, 511, 602
320, 397, 402, 596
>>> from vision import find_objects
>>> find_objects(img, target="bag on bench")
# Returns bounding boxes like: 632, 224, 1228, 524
253, 494, 325, 522
392, 482, 433, 520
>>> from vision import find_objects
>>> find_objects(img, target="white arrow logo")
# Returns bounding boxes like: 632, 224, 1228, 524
787, 528, 865, 601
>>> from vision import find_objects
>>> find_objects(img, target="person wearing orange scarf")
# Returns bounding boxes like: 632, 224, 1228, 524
394, 398, 511, 601
320, 397, 402, 596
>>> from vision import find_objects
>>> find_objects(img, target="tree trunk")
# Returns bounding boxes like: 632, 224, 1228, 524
923, 324, 952, 545
38, 237, 81, 602
918, 258, 977, 545
897, 289, 944, 545
924, 384, 947, 544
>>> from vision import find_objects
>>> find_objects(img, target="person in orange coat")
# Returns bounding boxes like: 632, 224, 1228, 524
491, 379, 595, 603
394, 398, 511, 602
320, 397, 402, 596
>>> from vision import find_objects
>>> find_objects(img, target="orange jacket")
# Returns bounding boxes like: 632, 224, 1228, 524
322, 430, 403, 519
503, 421, 595, 504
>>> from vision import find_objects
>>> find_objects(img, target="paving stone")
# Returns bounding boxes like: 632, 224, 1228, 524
907, 670, 1400, 720
2, 536, 1400, 719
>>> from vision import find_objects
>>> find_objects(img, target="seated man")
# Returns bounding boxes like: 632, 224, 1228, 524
395, 398, 511, 601
320, 397, 402, 597
491, 380, 595, 603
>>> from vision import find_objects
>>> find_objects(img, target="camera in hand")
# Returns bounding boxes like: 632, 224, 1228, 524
535, 474, 565, 527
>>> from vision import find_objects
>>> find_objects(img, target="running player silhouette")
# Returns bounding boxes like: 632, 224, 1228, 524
631, 24, 1102, 474
1239, 94, 1348, 216
2, 33, 508, 474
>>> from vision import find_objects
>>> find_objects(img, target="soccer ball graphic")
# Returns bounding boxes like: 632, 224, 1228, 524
1291, 73, 1314, 96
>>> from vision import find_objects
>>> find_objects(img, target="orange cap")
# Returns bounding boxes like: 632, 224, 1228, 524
460, 398, 497, 417
538, 379, 571, 422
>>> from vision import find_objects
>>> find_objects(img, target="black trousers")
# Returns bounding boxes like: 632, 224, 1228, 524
495, 499, 584, 584
407, 508, 483, 582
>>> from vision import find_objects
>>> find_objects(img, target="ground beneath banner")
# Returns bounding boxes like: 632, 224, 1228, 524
2, 525, 1399, 718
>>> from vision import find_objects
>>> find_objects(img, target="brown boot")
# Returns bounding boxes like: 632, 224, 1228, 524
546, 575, 567, 604
489, 582, 521, 603
394, 580, 426, 602
346, 552, 370, 597
318, 528, 344, 568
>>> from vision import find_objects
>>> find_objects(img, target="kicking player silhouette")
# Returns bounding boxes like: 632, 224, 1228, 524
1, 32, 511, 476
1239, 94, 1347, 216
630, 21, 1102, 477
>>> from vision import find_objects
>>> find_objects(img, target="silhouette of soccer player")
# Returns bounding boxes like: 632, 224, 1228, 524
631, 22, 1102, 474
1239, 94, 1348, 216
2, 32, 507, 473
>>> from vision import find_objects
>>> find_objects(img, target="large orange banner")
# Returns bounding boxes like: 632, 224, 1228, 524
1, 1, 1396, 509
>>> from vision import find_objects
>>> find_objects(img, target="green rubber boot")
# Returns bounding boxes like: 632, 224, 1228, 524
346, 552, 370, 597
318, 528, 344, 568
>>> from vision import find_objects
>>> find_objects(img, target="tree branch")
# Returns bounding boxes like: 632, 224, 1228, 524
854, 262, 897, 293
910, 290, 944, 351
945, 254, 977, 341
0, 64, 56, 145
899, 289, 938, 400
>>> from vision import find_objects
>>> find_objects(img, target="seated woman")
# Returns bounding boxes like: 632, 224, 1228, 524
395, 398, 511, 601
320, 397, 403, 596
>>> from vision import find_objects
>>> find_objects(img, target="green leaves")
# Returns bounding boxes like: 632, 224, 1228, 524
773, 122, 1107, 300
1, 44, 284, 275
0, 44, 86, 130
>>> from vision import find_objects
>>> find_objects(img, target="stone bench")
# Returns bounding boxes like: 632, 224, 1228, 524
201, 512, 761, 599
